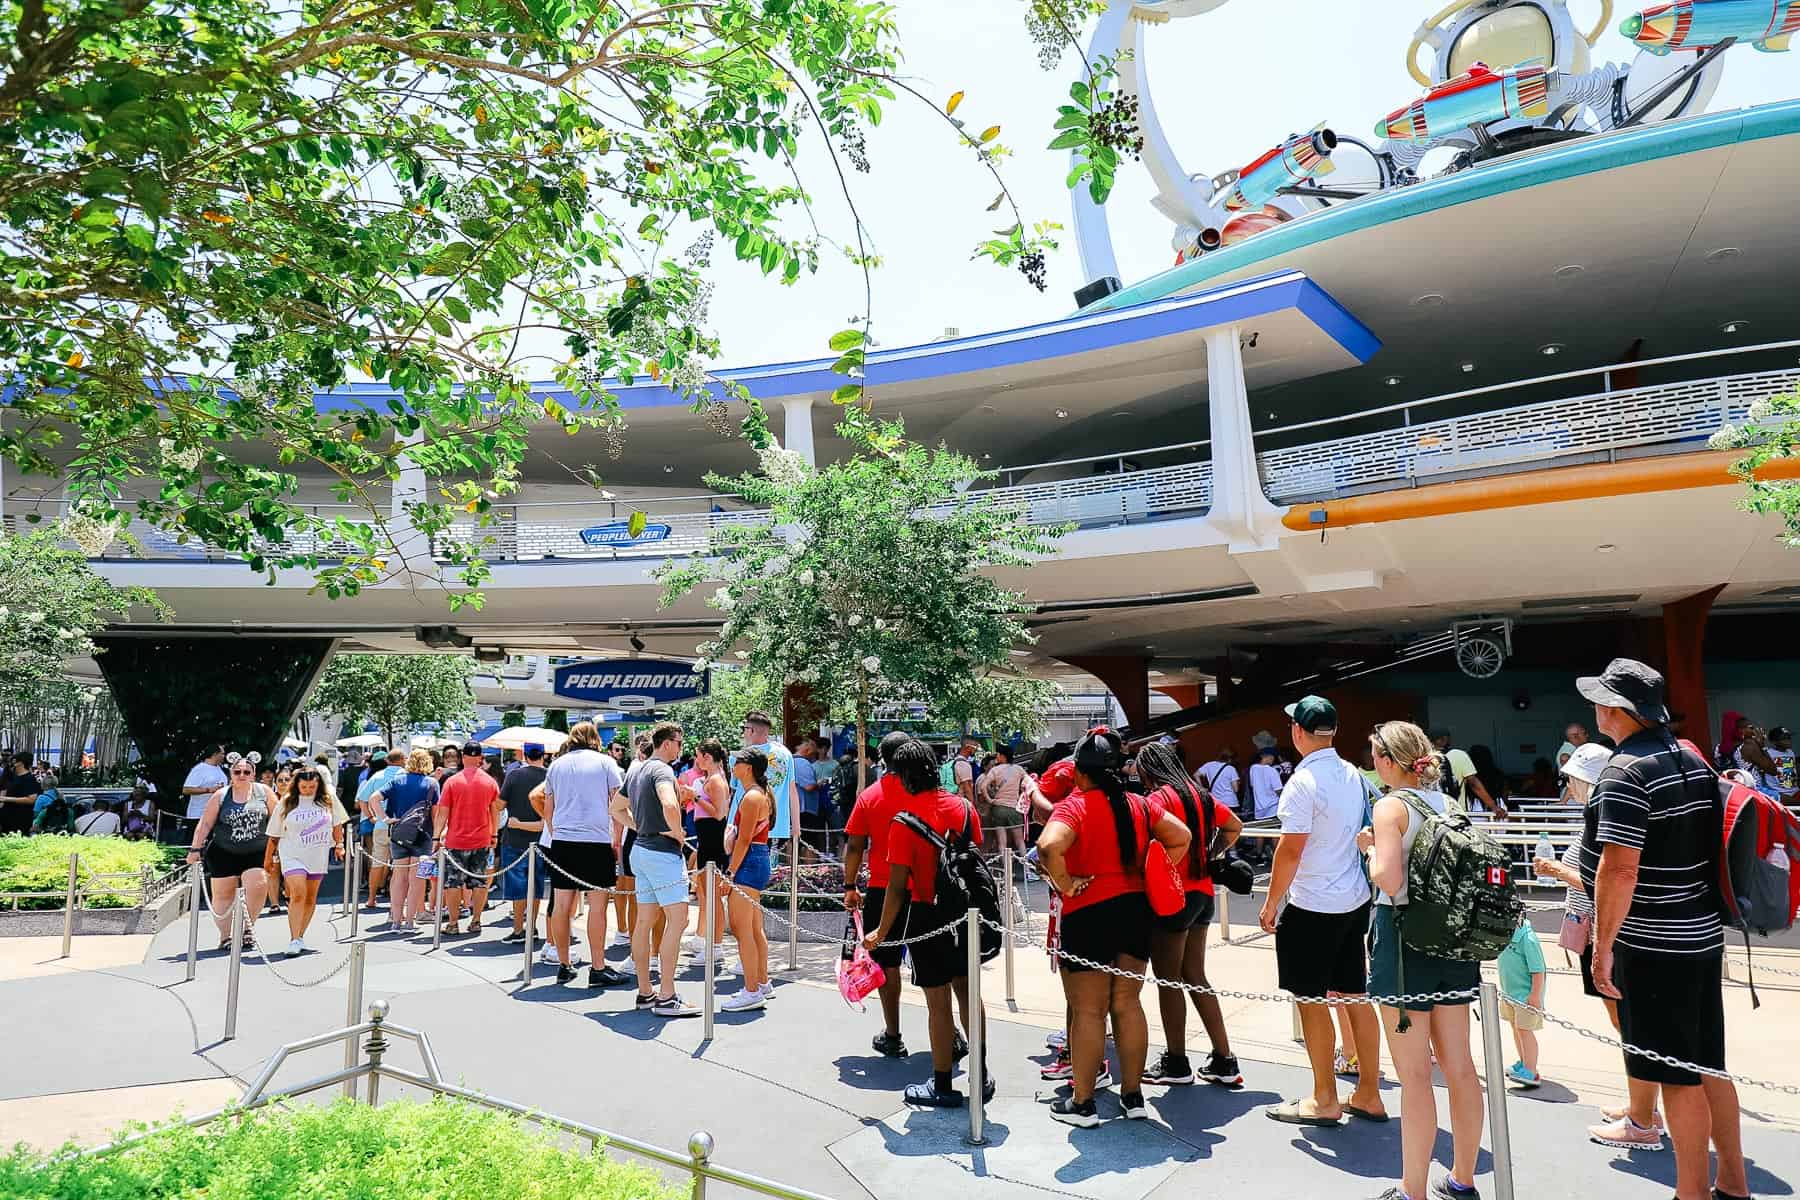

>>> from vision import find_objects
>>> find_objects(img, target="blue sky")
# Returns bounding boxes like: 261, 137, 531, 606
695, 1, 1800, 366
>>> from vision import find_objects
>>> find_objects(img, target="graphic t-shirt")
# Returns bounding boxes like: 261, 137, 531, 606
439, 767, 500, 851
1047, 787, 1165, 914
267, 797, 349, 872
1771, 746, 1797, 799
730, 740, 794, 839
845, 775, 909, 888
885, 790, 982, 905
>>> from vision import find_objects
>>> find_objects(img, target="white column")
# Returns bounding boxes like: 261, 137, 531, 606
780, 396, 816, 467
1203, 325, 1284, 551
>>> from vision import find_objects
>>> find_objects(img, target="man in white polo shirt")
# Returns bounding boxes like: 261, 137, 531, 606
1259, 695, 1385, 1127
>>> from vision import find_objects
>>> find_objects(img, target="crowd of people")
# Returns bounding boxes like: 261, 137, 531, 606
8, 654, 1766, 1200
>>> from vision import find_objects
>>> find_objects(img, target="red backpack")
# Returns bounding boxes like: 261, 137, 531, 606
1680, 740, 1800, 1005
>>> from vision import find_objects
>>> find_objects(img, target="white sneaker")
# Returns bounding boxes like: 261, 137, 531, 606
757, 980, 775, 1000
720, 988, 766, 1012
683, 934, 705, 955
611, 932, 631, 948
287, 938, 304, 957
538, 944, 561, 964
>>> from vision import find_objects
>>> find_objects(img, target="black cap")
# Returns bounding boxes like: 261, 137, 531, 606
461, 740, 485, 758
1576, 658, 1670, 725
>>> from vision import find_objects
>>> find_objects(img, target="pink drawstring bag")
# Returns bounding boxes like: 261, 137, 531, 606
837, 910, 885, 1009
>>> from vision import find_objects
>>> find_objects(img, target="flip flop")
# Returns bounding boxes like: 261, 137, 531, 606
1345, 1104, 1390, 1124
1266, 1099, 1343, 1127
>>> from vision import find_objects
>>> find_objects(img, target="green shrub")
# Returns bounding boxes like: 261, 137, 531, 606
0, 1096, 685, 1200
0, 834, 180, 909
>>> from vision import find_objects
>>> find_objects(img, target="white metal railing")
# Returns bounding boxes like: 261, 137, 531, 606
1257, 366, 1800, 503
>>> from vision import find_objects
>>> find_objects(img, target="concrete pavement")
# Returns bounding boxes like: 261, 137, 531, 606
1, 896, 1796, 1200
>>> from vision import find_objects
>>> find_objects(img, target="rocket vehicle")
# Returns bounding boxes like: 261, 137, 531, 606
1377, 60, 1551, 145
1221, 124, 1338, 212
1620, 0, 1800, 54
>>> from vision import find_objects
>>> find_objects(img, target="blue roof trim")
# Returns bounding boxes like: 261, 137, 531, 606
1088, 97, 1800, 313
310, 269, 1378, 415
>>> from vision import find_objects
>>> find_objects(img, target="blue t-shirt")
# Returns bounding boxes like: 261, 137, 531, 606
793, 757, 820, 815
378, 772, 439, 822
1498, 922, 1546, 1003
729, 739, 794, 839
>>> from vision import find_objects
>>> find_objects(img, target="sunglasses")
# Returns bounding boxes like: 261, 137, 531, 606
230, 767, 254, 776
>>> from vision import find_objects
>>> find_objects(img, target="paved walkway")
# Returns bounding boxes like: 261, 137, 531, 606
3, 895, 1797, 1200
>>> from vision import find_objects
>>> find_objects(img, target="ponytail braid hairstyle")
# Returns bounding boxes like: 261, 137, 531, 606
1073, 728, 1137, 871
1135, 740, 1204, 876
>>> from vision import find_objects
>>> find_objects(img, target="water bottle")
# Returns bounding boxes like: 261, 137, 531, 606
1534, 833, 1555, 879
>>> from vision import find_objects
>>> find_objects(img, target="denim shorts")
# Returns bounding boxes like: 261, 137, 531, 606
630, 843, 689, 907
498, 843, 545, 900
732, 843, 773, 892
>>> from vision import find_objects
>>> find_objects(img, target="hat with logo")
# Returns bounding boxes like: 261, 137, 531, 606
1284, 695, 1338, 734
461, 740, 485, 758
1576, 658, 1670, 725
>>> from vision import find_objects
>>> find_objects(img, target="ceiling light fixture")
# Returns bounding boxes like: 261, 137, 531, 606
1411, 293, 1447, 309
1539, 343, 1564, 357
663, 464, 675, 474
629, 634, 647, 652
1721, 320, 1749, 334
1553, 264, 1584, 280
1384, 375, 1402, 387
1596, 544, 1617, 553
1459, 361, 1477, 373
1706, 246, 1743, 262
1054, 408, 1069, 419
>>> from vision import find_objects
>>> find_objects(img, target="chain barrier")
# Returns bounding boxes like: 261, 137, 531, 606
245, 929, 360, 989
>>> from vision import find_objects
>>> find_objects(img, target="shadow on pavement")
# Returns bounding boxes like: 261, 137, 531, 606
1608, 1150, 1794, 1196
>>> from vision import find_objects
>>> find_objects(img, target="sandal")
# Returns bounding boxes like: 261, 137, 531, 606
1333, 1051, 1358, 1078
1266, 1098, 1343, 1127
903, 1080, 964, 1108
1345, 1104, 1389, 1123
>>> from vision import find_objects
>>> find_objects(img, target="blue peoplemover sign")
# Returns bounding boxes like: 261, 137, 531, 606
552, 659, 708, 711
579, 521, 672, 547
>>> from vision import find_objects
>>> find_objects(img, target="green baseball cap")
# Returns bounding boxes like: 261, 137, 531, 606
1284, 695, 1338, 734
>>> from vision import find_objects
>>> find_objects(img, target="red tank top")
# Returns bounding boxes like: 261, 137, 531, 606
736, 792, 770, 845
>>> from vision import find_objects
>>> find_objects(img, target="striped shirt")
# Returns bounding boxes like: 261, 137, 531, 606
1577, 731, 1723, 955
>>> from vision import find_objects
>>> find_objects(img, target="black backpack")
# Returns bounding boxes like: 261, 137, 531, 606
895, 802, 1002, 962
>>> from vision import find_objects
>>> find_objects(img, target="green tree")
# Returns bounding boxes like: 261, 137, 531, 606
657, 408, 1062, 789
0, 525, 166, 749
308, 653, 474, 747
1720, 386, 1800, 544
0, 0, 1055, 608
664, 665, 781, 747
932, 674, 1060, 742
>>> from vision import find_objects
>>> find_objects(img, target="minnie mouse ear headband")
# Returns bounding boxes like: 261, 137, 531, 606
1073, 726, 1126, 777
224, 751, 262, 767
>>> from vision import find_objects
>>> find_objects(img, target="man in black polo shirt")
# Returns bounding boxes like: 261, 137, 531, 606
1576, 658, 1747, 1200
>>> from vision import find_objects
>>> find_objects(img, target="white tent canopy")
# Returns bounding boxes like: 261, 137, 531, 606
480, 726, 569, 753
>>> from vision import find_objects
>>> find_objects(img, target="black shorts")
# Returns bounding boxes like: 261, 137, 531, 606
1154, 889, 1214, 934
1060, 892, 1152, 971
1276, 901, 1370, 998
542, 840, 617, 893
619, 829, 637, 878
694, 818, 728, 871
1612, 944, 1725, 1086
799, 810, 829, 849
204, 843, 266, 881
862, 885, 910, 970
1579, 944, 1603, 999
900, 896, 966, 989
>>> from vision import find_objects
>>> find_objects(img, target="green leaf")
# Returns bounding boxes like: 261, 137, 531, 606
1047, 129, 1087, 152
827, 329, 865, 352
627, 510, 647, 538
831, 384, 863, 404
1070, 80, 1092, 106
1066, 161, 1094, 188
423, 243, 474, 276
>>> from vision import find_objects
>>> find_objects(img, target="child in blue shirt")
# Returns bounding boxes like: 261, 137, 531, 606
1497, 918, 1546, 1087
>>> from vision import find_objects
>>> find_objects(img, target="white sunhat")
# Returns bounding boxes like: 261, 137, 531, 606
1562, 742, 1613, 786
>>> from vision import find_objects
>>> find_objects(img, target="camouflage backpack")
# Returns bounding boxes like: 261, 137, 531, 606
1394, 789, 1520, 963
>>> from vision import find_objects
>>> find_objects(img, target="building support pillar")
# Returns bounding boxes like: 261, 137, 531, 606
1058, 654, 1151, 733
780, 396, 816, 467
1662, 584, 1725, 744
1203, 325, 1285, 551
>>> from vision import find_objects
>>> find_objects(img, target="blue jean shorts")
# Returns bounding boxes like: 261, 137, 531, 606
732, 843, 773, 892
498, 843, 545, 901
630, 843, 689, 907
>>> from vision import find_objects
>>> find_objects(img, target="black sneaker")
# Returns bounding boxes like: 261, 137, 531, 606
1200, 1052, 1243, 1087
953, 1031, 968, 1062
634, 992, 657, 1009
871, 1031, 907, 1058
1430, 1178, 1481, 1200
555, 963, 578, 984
1121, 1090, 1148, 1120
1143, 1052, 1195, 1085
587, 965, 628, 989
1049, 1095, 1101, 1128
503, 929, 527, 943
982, 1074, 997, 1102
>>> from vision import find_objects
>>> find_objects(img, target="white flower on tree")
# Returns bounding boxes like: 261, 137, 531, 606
711, 587, 736, 610
847, 613, 862, 627
758, 443, 809, 490
798, 568, 815, 586
862, 655, 881, 674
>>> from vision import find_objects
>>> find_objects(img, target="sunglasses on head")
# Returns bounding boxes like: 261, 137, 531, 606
295, 771, 320, 782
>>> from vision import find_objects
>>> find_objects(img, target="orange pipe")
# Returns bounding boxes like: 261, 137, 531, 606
1281, 449, 1800, 531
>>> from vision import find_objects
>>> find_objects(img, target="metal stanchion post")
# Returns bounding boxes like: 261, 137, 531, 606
224, 898, 245, 1041
60, 851, 79, 958
1001, 846, 1016, 1003
185, 862, 203, 982
703, 863, 717, 1040
1478, 980, 1517, 1200
688, 1130, 714, 1200
787, 829, 799, 972
342, 940, 366, 1099
522, 846, 536, 986
348, 839, 363, 939
432, 842, 447, 951
965, 907, 986, 1146
1218, 889, 1231, 941
1290, 1002, 1304, 1043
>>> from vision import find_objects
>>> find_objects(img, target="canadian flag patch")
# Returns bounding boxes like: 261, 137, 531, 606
1487, 867, 1509, 886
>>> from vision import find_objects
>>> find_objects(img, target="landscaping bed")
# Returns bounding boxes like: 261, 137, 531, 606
0, 834, 187, 936
0, 1096, 684, 1200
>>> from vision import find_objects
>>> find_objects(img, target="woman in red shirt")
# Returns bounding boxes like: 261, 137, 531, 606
1135, 741, 1243, 1088
1036, 729, 1190, 1127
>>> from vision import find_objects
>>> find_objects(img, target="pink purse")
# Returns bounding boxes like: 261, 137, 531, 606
837, 910, 885, 1009
1558, 908, 1591, 954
